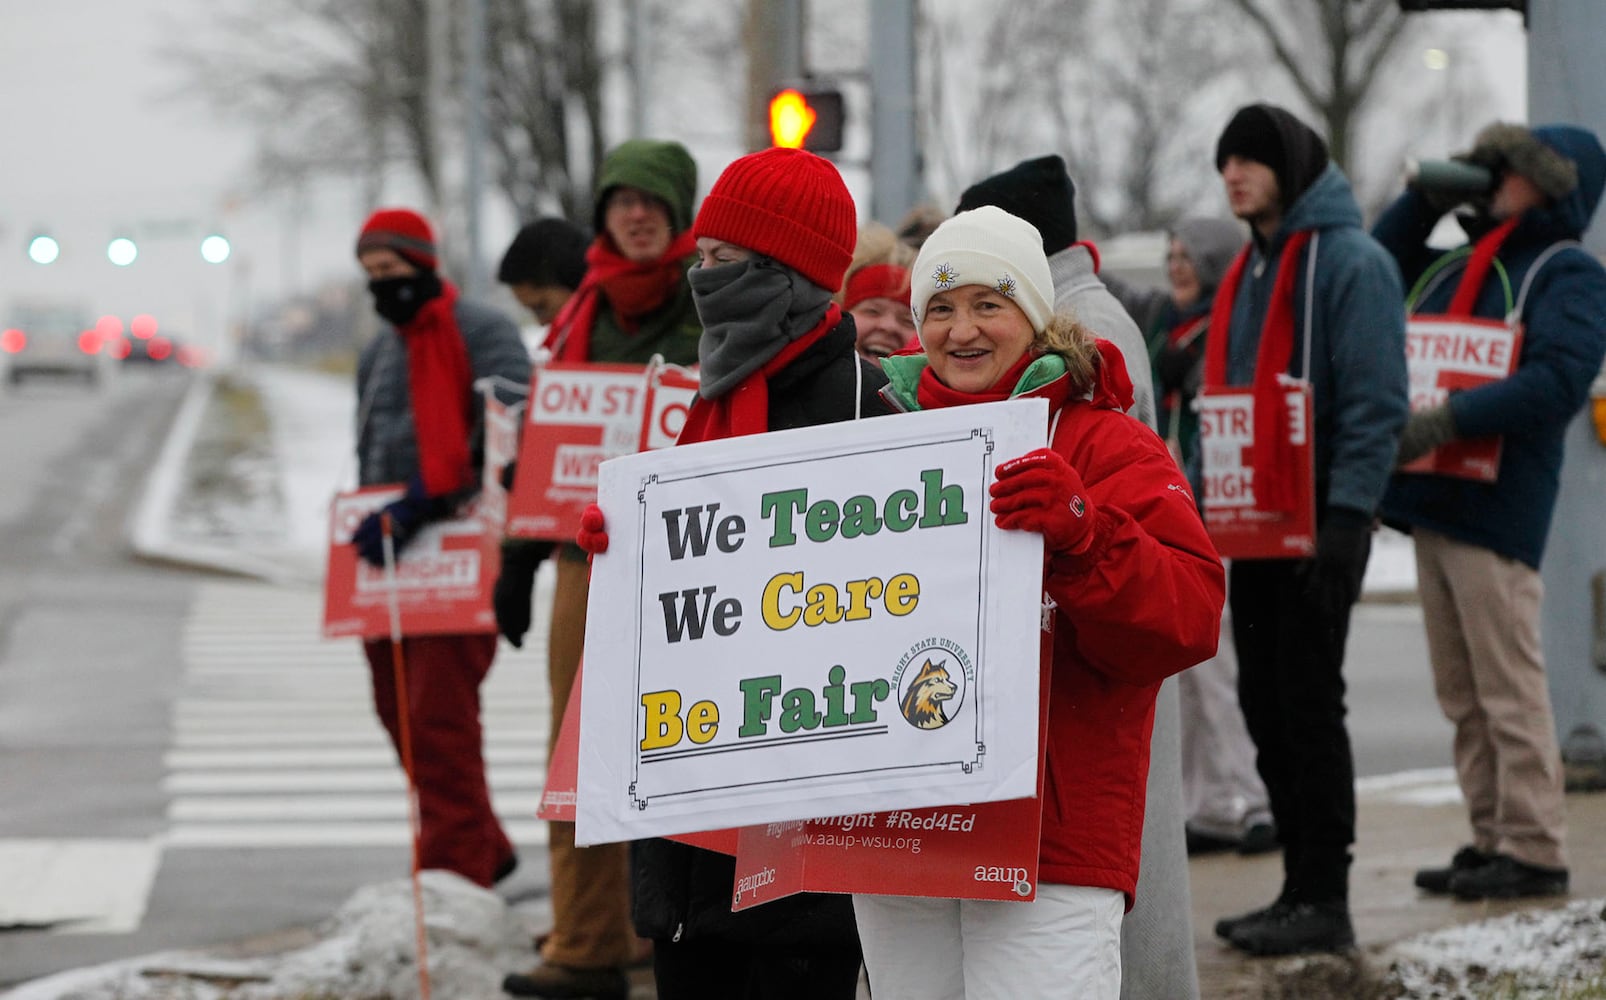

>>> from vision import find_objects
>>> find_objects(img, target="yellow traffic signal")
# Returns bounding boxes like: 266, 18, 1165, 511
769, 88, 817, 149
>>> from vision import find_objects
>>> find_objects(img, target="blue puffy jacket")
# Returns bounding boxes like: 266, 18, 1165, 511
1219, 162, 1410, 519
1376, 125, 1606, 569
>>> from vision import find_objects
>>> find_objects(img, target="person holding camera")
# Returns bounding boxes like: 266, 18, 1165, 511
1375, 122, 1606, 901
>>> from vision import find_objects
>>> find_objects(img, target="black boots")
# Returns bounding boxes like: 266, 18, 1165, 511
1413, 845, 1492, 894
1414, 847, 1568, 899
1448, 853, 1569, 900
1222, 899, 1355, 956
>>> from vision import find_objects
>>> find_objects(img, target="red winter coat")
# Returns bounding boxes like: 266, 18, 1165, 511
1035, 388, 1223, 905
881, 345, 1225, 907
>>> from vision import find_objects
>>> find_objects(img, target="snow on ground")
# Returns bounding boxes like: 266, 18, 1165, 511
251, 362, 355, 573
1380, 898, 1606, 998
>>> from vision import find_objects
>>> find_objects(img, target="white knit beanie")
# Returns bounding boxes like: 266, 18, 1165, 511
909, 205, 1055, 333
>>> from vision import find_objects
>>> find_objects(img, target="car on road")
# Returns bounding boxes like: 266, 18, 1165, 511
1, 301, 107, 387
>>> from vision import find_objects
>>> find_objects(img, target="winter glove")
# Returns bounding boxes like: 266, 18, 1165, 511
988, 448, 1097, 556
492, 539, 553, 648
352, 479, 454, 567
1154, 340, 1202, 397
1396, 404, 1458, 466
576, 503, 610, 556
1303, 507, 1372, 621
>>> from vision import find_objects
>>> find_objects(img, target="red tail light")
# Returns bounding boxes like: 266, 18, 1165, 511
78, 330, 102, 354
146, 336, 173, 362
0, 329, 25, 354
108, 337, 132, 360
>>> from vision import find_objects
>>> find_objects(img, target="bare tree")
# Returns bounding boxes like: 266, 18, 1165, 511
167, 0, 606, 225
917, 0, 1249, 235
1221, 0, 1411, 175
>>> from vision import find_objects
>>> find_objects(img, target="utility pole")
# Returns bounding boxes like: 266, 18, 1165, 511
869, 0, 920, 226
744, 0, 804, 152
1532, 0, 1606, 789
462, 0, 489, 300
628, 0, 651, 137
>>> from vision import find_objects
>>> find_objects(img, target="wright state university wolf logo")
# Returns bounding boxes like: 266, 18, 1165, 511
899, 658, 959, 730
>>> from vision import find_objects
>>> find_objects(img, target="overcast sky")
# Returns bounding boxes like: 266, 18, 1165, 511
0, 2, 1530, 360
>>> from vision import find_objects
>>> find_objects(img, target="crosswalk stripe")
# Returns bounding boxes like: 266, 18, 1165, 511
166, 577, 556, 850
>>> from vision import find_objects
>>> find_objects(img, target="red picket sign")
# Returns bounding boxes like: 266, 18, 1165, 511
729, 795, 1043, 911
321, 486, 500, 638
1398, 315, 1521, 482
507, 363, 652, 541
537, 658, 741, 854
1197, 384, 1316, 560
640, 363, 700, 452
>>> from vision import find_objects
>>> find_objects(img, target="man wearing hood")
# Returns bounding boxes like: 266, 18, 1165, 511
501, 139, 702, 1000
1375, 122, 1606, 902
1207, 104, 1409, 957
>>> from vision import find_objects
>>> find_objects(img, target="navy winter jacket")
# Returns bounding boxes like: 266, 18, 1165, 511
1375, 125, 1606, 569
1220, 163, 1410, 518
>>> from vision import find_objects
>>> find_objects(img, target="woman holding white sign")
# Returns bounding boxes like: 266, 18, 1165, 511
580, 146, 890, 999
852, 206, 1225, 999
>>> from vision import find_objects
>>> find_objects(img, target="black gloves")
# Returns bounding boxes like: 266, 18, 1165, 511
493, 539, 553, 648
1155, 339, 1203, 398
1303, 507, 1372, 621
352, 479, 454, 567
1396, 404, 1458, 466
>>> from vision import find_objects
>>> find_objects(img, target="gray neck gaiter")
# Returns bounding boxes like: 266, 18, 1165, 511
691, 256, 833, 400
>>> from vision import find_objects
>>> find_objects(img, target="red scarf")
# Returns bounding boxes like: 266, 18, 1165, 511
543, 231, 697, 362
1204, 231, 1313, 514
1445, 217, 1521, 316
677, 306, 843, 445
914, 339, 1130, 415
397, 280, 474, 496
916, 351, 1035, 410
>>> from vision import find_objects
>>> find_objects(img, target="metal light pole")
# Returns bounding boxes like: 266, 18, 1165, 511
869, 0, 921, 226
1530, 0, 1606, 788
462, 0, 489, 300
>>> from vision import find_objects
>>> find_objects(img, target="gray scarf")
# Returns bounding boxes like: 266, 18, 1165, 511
690, 256, 833, 400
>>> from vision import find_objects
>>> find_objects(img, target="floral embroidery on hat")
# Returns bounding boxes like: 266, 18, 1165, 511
996, 274, 1018, 297
931, 263, 959, 289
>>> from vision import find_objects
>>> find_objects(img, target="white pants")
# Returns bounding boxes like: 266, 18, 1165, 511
853, 885, 1124, 1000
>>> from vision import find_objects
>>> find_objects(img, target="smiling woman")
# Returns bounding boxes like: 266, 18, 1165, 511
861, 205, 1225, 1000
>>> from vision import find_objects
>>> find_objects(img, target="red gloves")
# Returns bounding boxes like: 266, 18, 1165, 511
989, 448, 1097, 556
577, 503, 610, 555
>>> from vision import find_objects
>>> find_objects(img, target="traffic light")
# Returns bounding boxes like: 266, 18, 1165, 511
1398, 1, 1525, 11
768, 86, 844, 153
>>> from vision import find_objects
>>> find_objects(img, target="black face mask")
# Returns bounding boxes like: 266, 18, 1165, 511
369, 270, 443, 327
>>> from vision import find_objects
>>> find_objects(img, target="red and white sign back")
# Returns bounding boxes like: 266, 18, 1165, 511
1197, 385, 1317, 560
1398, 315, 1520, 482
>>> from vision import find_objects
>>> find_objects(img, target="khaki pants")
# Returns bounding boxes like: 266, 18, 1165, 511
1414, 529, 1567, 869
543, 554, 635, 968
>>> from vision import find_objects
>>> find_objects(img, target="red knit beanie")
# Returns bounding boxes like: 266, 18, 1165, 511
693, 148, 857, 291
355, 208, 439, 270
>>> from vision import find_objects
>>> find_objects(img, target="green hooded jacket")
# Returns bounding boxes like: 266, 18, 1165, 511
587, 139, 703, 366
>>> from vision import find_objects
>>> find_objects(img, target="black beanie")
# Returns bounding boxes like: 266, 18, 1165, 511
955, 155, 1077, 254
1215, 104, 1330, 211
497, 217, 589, 290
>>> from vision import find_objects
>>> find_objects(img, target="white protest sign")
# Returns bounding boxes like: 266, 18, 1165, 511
575, 399, 1047, 846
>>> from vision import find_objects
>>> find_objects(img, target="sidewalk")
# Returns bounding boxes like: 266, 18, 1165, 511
1191, 774, 1606, 997
14, 362, 1601, 999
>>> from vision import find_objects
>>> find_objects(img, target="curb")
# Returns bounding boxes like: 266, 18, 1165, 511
124, 369, 311, 586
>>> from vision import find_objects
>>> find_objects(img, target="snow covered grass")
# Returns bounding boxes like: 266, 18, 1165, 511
1377, 898, 1606, 999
